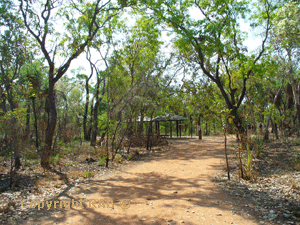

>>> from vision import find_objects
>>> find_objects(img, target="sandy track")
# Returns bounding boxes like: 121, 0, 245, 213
19, 136, 260, 225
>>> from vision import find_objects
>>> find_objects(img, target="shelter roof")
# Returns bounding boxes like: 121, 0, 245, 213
152, 113, 187, 122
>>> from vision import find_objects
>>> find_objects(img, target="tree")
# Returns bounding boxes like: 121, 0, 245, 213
271, 1, 300, 132
142, 0, 272, 146
19, 0, 128, 169
0, 0, 32, 170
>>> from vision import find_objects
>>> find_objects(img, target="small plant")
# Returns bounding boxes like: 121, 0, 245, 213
294, 139, 300, 146
242, 145, 255, 181
114, 153, 123, 163
83, 171, 94, 178
50, 153, 61, 166
65, 162, 73, 166
24, 159, 39, 166
254, 138, 265, 158
291, 153, 300, 171
98, 157, 106, 166
61, 148, 72, 155
68, 171, 82, 180
24, 146, 39, 160
126, 154, 132, 161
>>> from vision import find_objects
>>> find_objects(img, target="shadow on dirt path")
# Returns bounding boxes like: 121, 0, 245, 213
13, 136, 262, 225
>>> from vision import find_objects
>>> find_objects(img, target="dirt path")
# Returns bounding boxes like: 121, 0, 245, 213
18, 136, 260, 225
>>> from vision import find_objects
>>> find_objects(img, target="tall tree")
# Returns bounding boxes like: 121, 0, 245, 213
0, 0, 31, 169
271, 1, 300, 131
19, 0, 128, 169
141, 0, 272, 145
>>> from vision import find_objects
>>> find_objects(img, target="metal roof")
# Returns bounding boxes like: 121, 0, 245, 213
152, 113, 187, 122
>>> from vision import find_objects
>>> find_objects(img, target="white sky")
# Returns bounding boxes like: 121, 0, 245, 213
68, 6, 262, 79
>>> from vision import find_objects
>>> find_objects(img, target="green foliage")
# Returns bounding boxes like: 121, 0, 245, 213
98, 157, 107, 166
253, 138, 265, 158
272, 1, 300, 48
61, 148, 72, 155
50, 154, 61, 166
126, 154, 132, 161
24, 159, 39, 166
289, 152, 300, 171
114, 153, 123, 163
83, 171, 94, 178
242, 145, 254, 181
24, 148, 39, 160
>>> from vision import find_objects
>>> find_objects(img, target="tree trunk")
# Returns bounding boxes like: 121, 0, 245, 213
271, 118, 279, 139
139, 111, 144, 134
31, 97, 39, 148
11, 117, 21, 170
297, 104, 300, 136
190, 115, 193, 138
41, 83, 57, 169
90, 100, 99, 146
224, 119, 230, 180
25, 102, 31, 140
83, 79, 91, 141
6, 85, 21, 170
0, 88, 6, 116
264, 83, 283, 140
198, 114, 202, 140
91, 76, 104, 146
230, 108, 246, 179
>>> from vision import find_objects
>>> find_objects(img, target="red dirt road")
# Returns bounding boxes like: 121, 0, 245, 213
19, 136, 260, 225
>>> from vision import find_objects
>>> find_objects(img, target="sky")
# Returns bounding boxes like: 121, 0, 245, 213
68, 5, 262, 81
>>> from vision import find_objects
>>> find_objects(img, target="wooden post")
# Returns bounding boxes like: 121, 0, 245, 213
165, 121, 167, 136
158, 121, 160, 136
180, 122, 182, 138
176, 121, 179, 137
198, 113, 202, 140
190, 115, 193, 138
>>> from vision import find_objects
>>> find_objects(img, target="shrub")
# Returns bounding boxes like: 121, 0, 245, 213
61, 148, 72, 155
98, 157, 106, 166
114, 153, 123, 163
50, 154, 61, 166
83, 171, 94, 178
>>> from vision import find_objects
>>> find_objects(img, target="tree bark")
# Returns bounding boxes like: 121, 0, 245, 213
25, 102, 31, 140
6, 85, 21, 170
91, 77, 105, 146
31, 97, 39, 148
83, 72, 93, 141
41, 82, 57, 169
297, 104, 300, 135
198, 114, 202, 140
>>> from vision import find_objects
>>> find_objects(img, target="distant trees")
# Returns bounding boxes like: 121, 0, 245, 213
271, 1, 300, 134
0, 0, 33, 170
19, 0, 127, 169
140, 0, 273, 147
0, 0, 300, 181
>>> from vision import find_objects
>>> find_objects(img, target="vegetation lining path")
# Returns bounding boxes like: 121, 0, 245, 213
20, 136, 259, 225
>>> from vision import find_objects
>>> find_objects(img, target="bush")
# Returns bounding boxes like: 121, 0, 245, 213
50, 154, 61, 166
83, 171, 94, 178
24, 146, 39, 160
114, 153, 123, 163
24, 159, 39, 166
98, 157, 106, 166
61, 148, 72, 155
